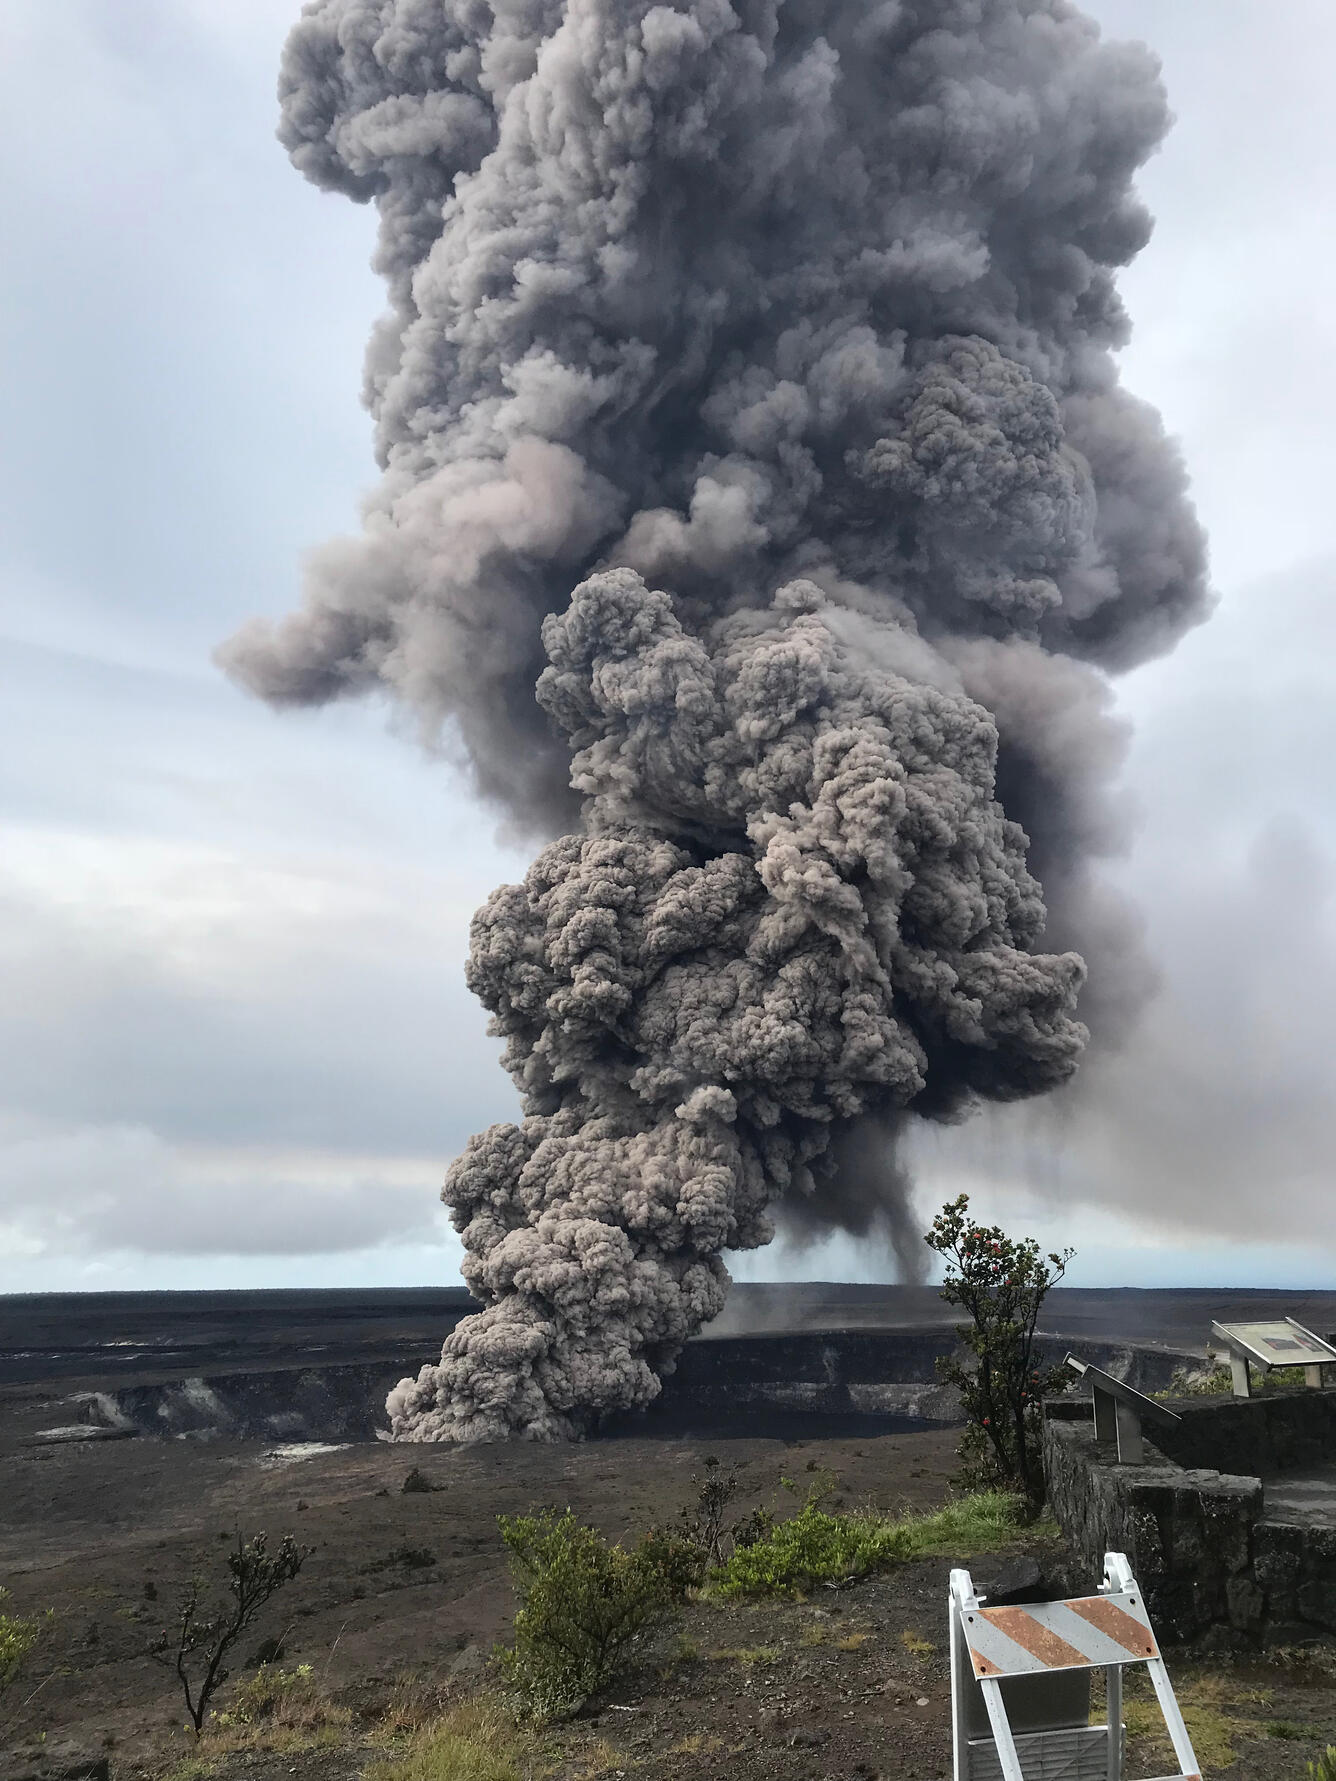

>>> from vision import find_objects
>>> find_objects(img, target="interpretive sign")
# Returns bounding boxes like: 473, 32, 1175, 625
1209, 1317, 1336, 1398
1065, 1353, 1181, 1465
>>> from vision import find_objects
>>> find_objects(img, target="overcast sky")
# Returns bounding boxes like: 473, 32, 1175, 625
2, 1, 1334, 1296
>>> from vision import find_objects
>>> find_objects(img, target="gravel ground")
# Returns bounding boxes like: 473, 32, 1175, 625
3, 1404, 1335, 1780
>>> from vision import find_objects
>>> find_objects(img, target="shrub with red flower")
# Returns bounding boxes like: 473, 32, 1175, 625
925, 1194, 1073, 1517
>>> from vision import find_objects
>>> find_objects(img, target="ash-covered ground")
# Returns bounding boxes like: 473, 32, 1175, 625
3, 1285, 1336, 1779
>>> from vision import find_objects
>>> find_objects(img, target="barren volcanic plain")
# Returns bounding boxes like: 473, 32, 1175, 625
4, 1285, 1336, 1780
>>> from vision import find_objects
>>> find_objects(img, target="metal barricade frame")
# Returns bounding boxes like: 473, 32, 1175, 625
949, 1551, 1201, 1781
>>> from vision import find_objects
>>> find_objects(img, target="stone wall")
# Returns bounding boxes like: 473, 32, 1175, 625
1043, 1392, 1336, 1645
1153, 1388, 1336, 1476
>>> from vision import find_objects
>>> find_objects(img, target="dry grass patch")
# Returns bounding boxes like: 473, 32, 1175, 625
375, 1671, 461, 1738
559, 1731, 630, 1779
708, 1642, 782, 1667
193, 1662, 350, 1755
364, 1697, 542, 1781
667, 1731, 726, 1757
1120, 1671, 1272, 1773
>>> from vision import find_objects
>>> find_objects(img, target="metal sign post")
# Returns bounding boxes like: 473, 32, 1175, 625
1209, 1317, 1336, 1397
1065, 1354, 1182, 1464
949, 1551, 1201, 1781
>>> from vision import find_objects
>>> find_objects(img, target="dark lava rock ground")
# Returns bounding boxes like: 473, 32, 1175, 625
3, 1402, 1336, 1781
0, 1404, 958, 1773
6, 1286, 1336, 1778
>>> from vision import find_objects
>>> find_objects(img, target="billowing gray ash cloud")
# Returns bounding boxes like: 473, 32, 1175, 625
220, 0, 1208, 1440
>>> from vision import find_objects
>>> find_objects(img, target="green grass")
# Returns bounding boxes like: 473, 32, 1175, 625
0, 1588, 51, 1695
704, 1490, 1037, 1599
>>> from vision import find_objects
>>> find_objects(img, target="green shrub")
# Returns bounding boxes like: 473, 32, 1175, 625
1269, 1366, 1311, 1388
707, 1501, 888, 1598
213, 1662, 319, 1726
706, 1489, 1029, 1599
675, 1455, 775, 1567
1309, 1746, 1336, 1781
1159, 1364, 1233, 1398
494, 1509, 675, 1721
635, 1526, 708, 1601
1159, 1361, 1316, 1400
639, 1457, 776, 1595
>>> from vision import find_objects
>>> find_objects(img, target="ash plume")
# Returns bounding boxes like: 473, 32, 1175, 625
220, 0, 1208, 1440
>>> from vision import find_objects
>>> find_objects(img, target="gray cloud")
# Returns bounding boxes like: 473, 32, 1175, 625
0, 1117, 444, 1260
222, 0, 1209, 1439
0, 870, 502, 1157
941, 557, 1336, 1247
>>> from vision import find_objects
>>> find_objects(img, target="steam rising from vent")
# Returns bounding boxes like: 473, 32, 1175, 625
220, 0, 1208, 1440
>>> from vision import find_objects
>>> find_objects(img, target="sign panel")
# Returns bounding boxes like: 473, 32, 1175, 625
959, 1590, 1159, 1680
1211, 1319, 1336, 1369
1065, 1355, 1181, 1425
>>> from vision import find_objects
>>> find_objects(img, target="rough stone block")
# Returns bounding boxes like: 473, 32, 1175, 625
1225, 1574, 1265, 1630
1201, 1488, 1255, 1575
1297, 1576, 1336, 1633
1253, 1521, 1304, 1598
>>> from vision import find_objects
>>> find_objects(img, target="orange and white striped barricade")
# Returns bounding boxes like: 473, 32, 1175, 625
949, 1550, 1201, 1781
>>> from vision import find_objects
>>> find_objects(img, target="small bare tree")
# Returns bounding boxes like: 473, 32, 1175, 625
679, 1456, 739, 1568
154, 1531, 309, 1736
